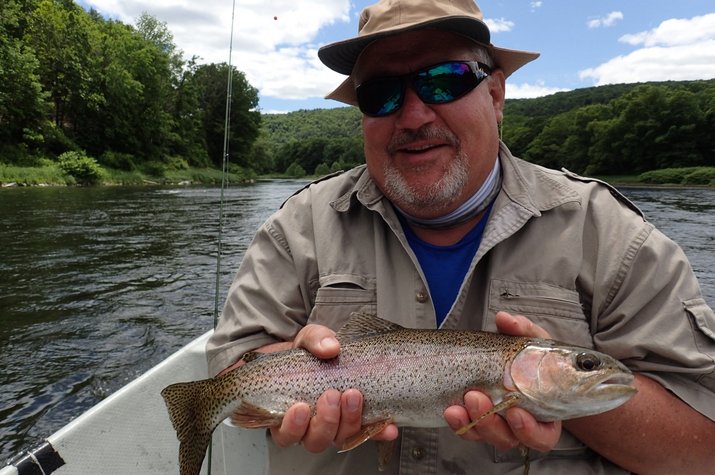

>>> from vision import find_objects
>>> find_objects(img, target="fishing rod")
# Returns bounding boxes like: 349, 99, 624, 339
214, 0, 237, 330
209, 0, 238, 472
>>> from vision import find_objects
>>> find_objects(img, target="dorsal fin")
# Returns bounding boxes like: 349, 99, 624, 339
336, 312, 404, 343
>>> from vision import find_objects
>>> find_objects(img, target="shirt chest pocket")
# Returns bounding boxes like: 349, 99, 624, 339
488, 279, 593, 348
309, 274, 377, 331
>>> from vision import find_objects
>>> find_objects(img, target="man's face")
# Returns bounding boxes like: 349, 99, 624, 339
354, 30, 506, 219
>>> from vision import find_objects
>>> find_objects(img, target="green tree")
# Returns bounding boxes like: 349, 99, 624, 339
192, 63, 261, 169
652, 89, 706, 168
89, 13, 178, 160
245, 130, 275, 173
591, 85, 707, 173
314, 163, 330, 176
170, 56, 210, 167
25, 1, 96, 133
501, 114, 540, 157
0, 0, 47, 162
524, 104, 609, 173
131, 13, 179, 160
94, 19, 147, 156
285, 161, 306, 177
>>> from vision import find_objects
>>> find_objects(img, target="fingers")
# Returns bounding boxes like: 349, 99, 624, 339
445, 391, 562, 453
505, 407, 562, 453
272, 326, 372, 452
270, 402, 312, 448
495, 311, 552, 339
445, 391, 519, 451
370, 423, 399, 442
302, 389, 342, 452
271, 389, 342, 452
334, 389, 364, 446
293, 324, 341, 359
272, 388, 398, 453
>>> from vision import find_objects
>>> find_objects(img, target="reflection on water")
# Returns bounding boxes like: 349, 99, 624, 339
0, 183, 712, 462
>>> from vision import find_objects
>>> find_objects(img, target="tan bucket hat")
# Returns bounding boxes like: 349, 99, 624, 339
318, 0, 539, 106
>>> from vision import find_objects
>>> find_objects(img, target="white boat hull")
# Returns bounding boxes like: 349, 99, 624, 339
1, 331, 267, 475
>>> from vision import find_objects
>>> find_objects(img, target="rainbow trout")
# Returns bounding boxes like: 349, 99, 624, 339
162, 313, 636, 475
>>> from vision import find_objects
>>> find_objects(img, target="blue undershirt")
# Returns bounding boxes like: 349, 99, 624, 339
401, 204, 492, 328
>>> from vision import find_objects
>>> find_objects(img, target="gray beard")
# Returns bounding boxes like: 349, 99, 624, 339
383, 124, 469, 214
383, 151, 469, 213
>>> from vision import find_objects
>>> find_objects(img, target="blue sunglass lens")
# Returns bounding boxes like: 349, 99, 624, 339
356, 61, 488, 117
415, 62, 477, 103
356, 77, 403, 116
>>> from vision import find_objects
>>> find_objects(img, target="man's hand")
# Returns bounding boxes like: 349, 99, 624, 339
443, 311, 562, 452
267, 324, 398, 452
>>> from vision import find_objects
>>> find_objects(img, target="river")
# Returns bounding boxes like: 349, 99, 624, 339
0, 182, 713, 463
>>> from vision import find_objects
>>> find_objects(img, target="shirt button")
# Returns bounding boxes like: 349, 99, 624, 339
416, 290, 428, 303
411, 447, 425, 460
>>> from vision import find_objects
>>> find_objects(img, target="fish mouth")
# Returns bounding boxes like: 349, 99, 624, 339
601, 373, 634, 385
592, 372, 637, 396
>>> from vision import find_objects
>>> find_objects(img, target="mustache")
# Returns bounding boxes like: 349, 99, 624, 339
386, 126, 460, 154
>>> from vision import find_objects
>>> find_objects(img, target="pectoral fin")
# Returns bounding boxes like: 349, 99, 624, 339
231, 401, 284, 428
337, 418, 394, 452
455, 393, 522, 436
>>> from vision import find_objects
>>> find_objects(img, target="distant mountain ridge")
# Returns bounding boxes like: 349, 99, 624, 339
260, 79, 715, 177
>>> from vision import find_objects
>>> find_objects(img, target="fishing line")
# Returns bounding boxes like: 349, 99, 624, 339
209, 0, 237, 472
214, 0, 237, 331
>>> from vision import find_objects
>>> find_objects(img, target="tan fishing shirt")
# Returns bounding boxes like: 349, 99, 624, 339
207, 142, 715, 474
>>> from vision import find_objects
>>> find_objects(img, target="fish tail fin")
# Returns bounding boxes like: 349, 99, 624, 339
161, 379, 216, 475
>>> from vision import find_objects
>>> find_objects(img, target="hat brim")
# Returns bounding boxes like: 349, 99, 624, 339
325, 44, 540, 107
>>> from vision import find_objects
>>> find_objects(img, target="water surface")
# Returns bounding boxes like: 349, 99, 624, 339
0, 181, 308, 462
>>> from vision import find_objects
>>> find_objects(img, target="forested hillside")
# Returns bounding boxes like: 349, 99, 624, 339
503, 80, 715, 175
253, 108, 364, 176
0, 0, 261, 183
261, 79, 715, 180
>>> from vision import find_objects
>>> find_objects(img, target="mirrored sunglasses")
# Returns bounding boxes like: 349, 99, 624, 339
355, 61, 491, 117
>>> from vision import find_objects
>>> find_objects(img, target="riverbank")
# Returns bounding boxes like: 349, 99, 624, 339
0, 163, 254, 188
595, 167, 715, 188
2, 163, 714, 189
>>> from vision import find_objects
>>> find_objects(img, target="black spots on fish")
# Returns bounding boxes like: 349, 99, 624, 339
576, 352, 602, 372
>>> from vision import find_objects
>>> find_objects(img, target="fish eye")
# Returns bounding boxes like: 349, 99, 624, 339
576, 353, 601, 371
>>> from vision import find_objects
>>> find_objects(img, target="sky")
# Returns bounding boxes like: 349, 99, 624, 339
76, 0, 715, 114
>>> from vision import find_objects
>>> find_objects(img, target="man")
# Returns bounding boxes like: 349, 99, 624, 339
207, 0, 715, 473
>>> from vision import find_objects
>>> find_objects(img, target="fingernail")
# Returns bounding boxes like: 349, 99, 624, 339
327, 391, 340, 408
294, 408, 308, 426
346, 391, 361, 412
509, 411, 524, 430
320, 336, 339, 351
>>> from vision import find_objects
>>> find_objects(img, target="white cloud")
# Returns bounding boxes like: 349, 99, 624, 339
580, 13, 715, 85
485, 18, 515, 33
530, 2, 543, 10
579, 41, 715, 85
587, 11, 624, 29
619, 13, 715, 47
81, 0, 351, 103
506, 82, 568, 99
